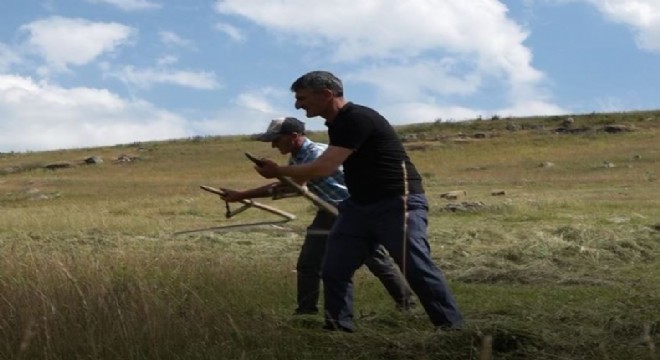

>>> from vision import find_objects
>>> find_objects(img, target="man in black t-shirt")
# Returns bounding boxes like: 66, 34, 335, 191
254, 70, 463, 333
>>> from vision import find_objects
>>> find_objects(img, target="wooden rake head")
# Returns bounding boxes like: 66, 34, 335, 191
172, 185, 296, 236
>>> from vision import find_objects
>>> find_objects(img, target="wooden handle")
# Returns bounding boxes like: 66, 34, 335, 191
244, 152, 339, 217
199, 185, 296, 220
278, 176, 338, 216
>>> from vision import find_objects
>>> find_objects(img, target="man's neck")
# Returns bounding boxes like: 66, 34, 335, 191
323, 98, 347, 124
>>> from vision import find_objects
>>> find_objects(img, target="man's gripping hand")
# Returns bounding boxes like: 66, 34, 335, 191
219, 188, 244, 202
254, 158, 280, 179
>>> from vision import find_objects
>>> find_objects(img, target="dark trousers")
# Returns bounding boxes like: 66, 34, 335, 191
322, 194, 463, 331
296, 209, 412, 314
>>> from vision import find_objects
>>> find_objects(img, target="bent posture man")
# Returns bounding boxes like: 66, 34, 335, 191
222, 117, 413, 316
254, 72, 463, 332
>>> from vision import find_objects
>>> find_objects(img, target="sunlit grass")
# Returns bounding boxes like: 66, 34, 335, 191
1, 113, 659, 359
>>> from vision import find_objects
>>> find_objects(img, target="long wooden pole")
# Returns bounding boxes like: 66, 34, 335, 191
244, 152, 339, 217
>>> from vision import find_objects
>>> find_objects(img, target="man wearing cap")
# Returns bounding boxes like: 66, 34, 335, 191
220, 117, 414, 317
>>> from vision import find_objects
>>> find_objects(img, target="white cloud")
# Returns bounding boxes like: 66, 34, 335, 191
348, 60, 482, 101
381, 99, 565, 124
214, 22, 246, 42
188, 88, 291, 136
0, 77, 291, 152
214, 1, 538, 72
159, 31, 193, 48
0, 75, 191, 152
192, 108, 280, 136
582, 0, 660, 52
85, 0, 161, 11
235, 93, 274, 113
156, 55, 179, 66
233, 87, 286, 114
544, 0, 660, 52
214, 0, 559, 119
381, 102, 483, 123
0, 43, 21, 72
20, 16, 136, 71
115, 66, 220, 90
495, 99, 566, 118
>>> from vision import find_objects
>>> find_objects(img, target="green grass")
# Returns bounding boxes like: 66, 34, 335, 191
1, 111, 659, 359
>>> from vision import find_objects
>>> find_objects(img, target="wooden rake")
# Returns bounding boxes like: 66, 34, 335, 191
173, 185, 296, 235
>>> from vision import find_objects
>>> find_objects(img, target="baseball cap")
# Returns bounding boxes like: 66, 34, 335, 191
254, 117, 306, 142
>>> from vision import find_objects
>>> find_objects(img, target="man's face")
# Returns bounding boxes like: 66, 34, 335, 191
294, 88, 328, 118
271, 134, 294, 155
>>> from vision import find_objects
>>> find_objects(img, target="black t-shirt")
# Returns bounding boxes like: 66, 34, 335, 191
327, 102, 424, 204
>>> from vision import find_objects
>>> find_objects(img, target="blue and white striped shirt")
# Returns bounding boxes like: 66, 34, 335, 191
289, 138, 348, 207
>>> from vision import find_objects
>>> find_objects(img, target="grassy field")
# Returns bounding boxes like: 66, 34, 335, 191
1, 111, 659, 359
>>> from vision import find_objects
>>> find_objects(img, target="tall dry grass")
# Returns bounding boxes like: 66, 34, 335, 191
1, 113, 659, 359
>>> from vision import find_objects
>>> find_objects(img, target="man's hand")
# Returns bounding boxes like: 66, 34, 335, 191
219, 188, 244, 202
254, 159, 280, 179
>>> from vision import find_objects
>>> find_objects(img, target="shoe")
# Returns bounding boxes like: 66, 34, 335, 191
396, 299, 417, 312
322, 323, 354, 333
435, 325, 463, 334
293, 308, 318, 316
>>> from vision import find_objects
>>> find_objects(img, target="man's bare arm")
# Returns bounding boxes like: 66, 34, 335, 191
221, 182, 280, 202
255, 145, 352, 180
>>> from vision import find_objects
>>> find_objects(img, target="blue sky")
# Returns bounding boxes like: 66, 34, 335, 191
1, 0, 659, 152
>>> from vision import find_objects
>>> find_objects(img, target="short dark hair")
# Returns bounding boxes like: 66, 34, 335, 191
290, 70, 344, 97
